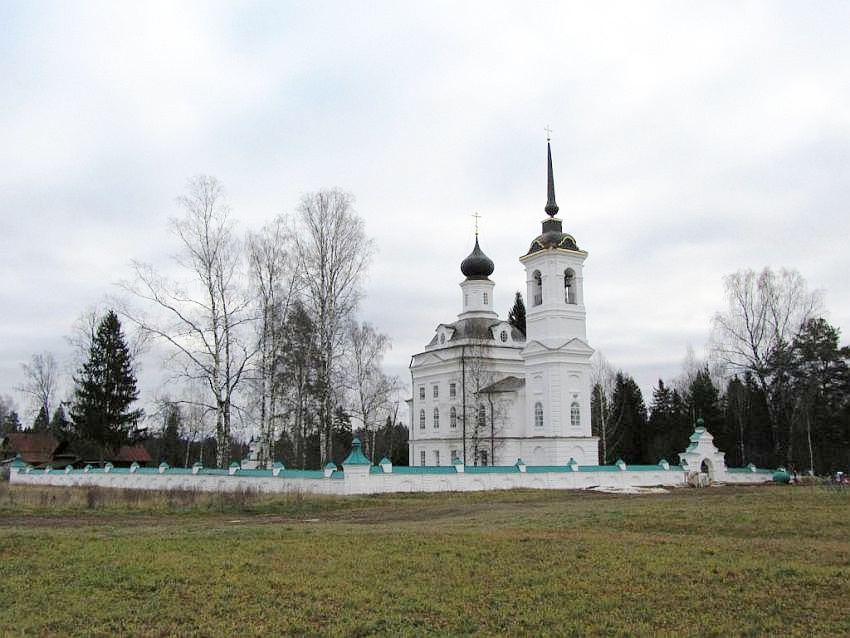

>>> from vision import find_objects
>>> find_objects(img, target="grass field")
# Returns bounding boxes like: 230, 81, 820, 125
1, 483, 848, 637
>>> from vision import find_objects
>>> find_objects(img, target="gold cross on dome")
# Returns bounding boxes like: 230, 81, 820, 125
544, 125, 552, 142
472, 211, 481, 236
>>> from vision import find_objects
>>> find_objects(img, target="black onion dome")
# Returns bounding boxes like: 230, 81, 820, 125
460, 237, 495, 279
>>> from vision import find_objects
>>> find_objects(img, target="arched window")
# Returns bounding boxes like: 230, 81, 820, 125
433, 407, 440, 429
477, 404, 486, 429
564, 268, 576, 304
450, 406, 457, 428
570, 401, 581, 427
419, 409, 425, 430
534, 402, 543, 427
483, 291, 489, 305
532, 270, 543, 306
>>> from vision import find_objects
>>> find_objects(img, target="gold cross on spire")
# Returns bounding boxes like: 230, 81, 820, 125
472, 211, 481, 236
544, 125, 552, 142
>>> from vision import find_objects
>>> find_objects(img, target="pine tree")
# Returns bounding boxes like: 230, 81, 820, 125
687, 367, 723, 430
50, 405, 73, 441
161, 403, 182, 467
788, 318, 850, 473
647, 380, 693, 464
609, 372, 648, 463
71, 311, 143, 457
32, 406, 50, 432
507, 291, 526, 336
1, 411, 22, 435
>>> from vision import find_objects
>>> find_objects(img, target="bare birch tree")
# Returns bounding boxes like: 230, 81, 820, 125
459, 341, 496, 465
17, 352, 60, 426
711, 267, 822, 463
591, 351, 618, 463
246, 217, 300, 467
294, 189, 374, 464
346, 321, 400, 463
122, 175, 253, 468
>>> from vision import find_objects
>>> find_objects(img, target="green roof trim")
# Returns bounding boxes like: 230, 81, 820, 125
342, 436, 371, 466
390, 466, 457, 474
466, 466, 520, 474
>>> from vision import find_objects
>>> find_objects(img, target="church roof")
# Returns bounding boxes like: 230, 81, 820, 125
460, 236, 494, 279
427, 318, 524, 347
478, 376, 526, 394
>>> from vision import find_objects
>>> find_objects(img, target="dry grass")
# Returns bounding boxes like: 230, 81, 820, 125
1, 483, 848, 636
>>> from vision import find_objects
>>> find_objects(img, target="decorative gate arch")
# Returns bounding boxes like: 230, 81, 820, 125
678, 419, 727, 485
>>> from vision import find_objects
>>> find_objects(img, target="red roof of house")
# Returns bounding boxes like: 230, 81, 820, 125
2, 432, 59, 465
111, 443, 152, 464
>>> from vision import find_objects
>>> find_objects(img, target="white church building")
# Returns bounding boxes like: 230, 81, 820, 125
408, 142, 600, 468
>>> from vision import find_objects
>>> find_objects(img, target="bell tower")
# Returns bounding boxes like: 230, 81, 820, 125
518, 139, 597, 462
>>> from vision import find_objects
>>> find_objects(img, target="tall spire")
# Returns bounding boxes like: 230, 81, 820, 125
545, 139, 559, 218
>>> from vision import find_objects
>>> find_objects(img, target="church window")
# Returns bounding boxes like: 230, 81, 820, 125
434, 450, 440, 466
500, 330, 508, 342
450, 406, 457, 428
440, 333, 445, 344
571, 401, 581, 427
433, 408, 440, 429
419, 410, 425, 429
534, 402, 543, 427
451, 449, 458, 462
419, 386, 425, 400
420, 450, 426, 467
532, 270, 542, 306
449, 382, 456, 399
477, 404, 486, 429
483, 291, 488, 305
565, 268, 576, 304
433, 384, 439, 398
479, 450, 488, 467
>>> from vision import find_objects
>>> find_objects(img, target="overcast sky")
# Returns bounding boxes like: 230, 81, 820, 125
2, 1, 849, 427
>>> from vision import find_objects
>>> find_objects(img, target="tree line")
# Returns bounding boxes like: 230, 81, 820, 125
3, 178, 405, 469
591, 268, 850, 474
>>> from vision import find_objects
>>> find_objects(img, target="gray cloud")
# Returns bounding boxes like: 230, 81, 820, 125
3, 1, 850, 419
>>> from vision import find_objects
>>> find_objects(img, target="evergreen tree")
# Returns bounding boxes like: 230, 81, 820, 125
71, 310, 143, 457
686, 367, 723, 431
646, 380, 691, 463
50, 405, 73, 441
1, 411, 22, 435
609, 372, 648, 463
277, 301, 324, 469
507, 291, 526, 336
331, 406, 353, 464
592, 381, 619, 463
32, 406, 50, 432
721, 376, 749, 466
161, 403, 182, 466
788, 318, 850, 473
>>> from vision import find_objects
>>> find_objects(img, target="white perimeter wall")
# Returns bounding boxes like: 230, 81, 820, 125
10, 464, 773, 496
